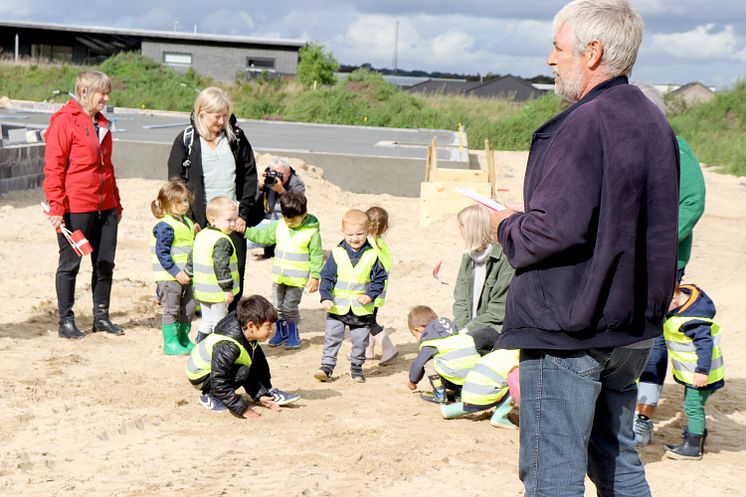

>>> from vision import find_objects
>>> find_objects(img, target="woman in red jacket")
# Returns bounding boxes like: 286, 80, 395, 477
43, 70, 124, 339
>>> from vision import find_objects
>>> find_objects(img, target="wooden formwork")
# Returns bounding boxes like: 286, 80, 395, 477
419, 137, 496, 226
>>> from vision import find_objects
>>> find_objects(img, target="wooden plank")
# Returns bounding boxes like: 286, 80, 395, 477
419, 181, 492, 226
432, 168, 488, 182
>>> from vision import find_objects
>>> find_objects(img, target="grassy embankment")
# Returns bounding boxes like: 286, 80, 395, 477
0, 52, 742, 175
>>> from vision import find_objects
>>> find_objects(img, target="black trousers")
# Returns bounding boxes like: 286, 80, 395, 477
229, 230, 247, 312
55, 209, 118, 322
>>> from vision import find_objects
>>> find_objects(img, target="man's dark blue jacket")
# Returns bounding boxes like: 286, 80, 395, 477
496, 77, 680, 350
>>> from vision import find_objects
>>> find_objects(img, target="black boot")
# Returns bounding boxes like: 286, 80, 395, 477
665, 432, 704, 460
92, 317, 124, 336
59, 319, 85, 339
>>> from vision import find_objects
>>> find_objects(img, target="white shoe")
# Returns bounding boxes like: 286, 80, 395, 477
378, 332, 399, 366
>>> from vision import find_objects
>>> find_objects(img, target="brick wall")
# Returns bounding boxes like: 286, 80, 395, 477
0, 143, 45, 195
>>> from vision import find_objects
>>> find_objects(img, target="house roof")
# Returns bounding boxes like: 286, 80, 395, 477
0, 20, 306, 48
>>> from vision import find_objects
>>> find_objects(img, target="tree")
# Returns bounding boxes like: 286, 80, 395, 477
296, 43, 339, 87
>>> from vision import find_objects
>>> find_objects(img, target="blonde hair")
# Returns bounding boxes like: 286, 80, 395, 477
342, 209, 369, 231
366, 206, 389, 237
206, 196, 238, 224
457, 204, 492, 253
75, 70, 112, 111
193, 87, 236, 142
408, 305, 438, 330
151, 178, 193, 218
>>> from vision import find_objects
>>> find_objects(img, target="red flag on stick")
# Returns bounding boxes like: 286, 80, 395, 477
41, 202, 94, 257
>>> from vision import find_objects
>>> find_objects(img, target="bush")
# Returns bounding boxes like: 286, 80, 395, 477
296, 43, 339, 87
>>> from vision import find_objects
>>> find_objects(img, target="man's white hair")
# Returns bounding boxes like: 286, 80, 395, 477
553, 0, 643, 77
268, 156, 291, 171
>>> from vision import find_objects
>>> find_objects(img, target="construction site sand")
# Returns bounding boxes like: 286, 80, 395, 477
0, 152, 744, 496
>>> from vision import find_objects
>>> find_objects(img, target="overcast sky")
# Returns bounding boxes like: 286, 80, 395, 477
2, 1, 745, 88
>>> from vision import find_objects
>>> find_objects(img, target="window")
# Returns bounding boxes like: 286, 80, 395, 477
247, 57, 275, 70
31, 44, 73, 62
163, 52, 192, 65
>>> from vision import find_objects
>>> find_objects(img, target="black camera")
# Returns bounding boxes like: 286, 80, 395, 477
263, 169, 283, 188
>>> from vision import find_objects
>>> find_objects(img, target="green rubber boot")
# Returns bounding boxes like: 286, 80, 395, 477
162, 324, 191, 356
489, 395, 516, 429
176, 322, 195, 352
440, 401, 470, 419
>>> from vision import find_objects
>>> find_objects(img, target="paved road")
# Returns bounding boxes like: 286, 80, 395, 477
0, 106, 469, 163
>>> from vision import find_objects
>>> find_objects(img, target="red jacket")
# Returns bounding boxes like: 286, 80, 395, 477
43, 99, 122, 216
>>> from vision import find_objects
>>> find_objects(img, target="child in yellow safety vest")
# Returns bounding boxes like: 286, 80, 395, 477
150, 179, 197, 356
186, 295, 300, 417
406, 305, 499, 404
314, 209, 388, 384
185, 196, 240, 343
244, 192, 323, 350
364, 206, 399, 365
662, 284, 724, 460
440, 348, 520, 429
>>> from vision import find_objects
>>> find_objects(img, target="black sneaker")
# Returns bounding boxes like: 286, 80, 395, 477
314, 367, 332, 382
350, 366, 365, 383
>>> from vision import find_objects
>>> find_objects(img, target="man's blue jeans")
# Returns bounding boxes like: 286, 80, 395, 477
519, 346, 652, 497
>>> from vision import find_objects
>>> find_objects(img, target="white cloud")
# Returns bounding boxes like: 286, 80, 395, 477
651, 24, 746, 62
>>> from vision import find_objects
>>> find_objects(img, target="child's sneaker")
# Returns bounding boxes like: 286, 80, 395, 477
314, 366, 332, 382
350, 366, 366, 383
199, 393, 226, 412
270, 387, 300, 406
633, 415, 654, 446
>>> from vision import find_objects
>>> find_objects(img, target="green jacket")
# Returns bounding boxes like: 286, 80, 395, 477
453, 244, 514, 332
244, 214, 324, 279
677, 136, 706, 271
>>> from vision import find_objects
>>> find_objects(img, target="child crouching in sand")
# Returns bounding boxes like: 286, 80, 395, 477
186, 295, 299, 418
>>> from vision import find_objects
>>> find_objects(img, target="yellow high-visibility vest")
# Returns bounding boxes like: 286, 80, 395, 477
192, 228, 239, 303
664, 315, 724, 386
330, 246, 378, 316
150, 214, 194, 281
186, 333, 253, 383
421, 333, 480, 385
272, 221, 316, 287
462, 349, 519, 406
368, 236, 390, 307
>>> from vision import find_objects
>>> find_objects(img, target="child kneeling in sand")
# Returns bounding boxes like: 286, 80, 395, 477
186, 294, 300, 418
440, 348, 520, 428
407, 305, 499, 403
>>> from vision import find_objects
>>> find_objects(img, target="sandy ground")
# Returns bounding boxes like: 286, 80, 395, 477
0, 152, 744, 497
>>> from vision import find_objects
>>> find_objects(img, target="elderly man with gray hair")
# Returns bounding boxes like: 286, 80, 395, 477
249, 156, 306, 258
489, 1, 679, 496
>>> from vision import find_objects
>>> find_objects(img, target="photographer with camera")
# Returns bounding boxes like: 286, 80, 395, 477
249, 156, 306, 258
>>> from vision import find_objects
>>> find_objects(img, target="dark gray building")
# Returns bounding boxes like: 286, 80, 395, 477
407, 75, 544, 102
0, 20, 305, 82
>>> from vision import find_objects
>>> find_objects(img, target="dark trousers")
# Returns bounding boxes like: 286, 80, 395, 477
202, 345, 272, 400
55, 209, 118, 322
229, 230, 247, 312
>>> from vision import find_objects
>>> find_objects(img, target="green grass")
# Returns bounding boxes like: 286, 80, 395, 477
0, 53, 743, 176
668, 80, 746, 176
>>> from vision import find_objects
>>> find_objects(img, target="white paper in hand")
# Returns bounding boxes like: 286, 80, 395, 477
455, 188, 506, 211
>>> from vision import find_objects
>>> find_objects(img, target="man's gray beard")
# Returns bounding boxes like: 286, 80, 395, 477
554, 58, 584, 102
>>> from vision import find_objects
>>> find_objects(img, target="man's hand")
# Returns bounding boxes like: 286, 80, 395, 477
193, 223, 201, 235
270, 181, 286, 194
357, 294, 372, 305
307, 278, 319, 293
489, 208, 516, 241
321, 299, 333, 311
259, 395, 281, 411
225, 292, 234, 304
692, 372, 708, 388
175, 271, 191, 285
235, 217, 246, 233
